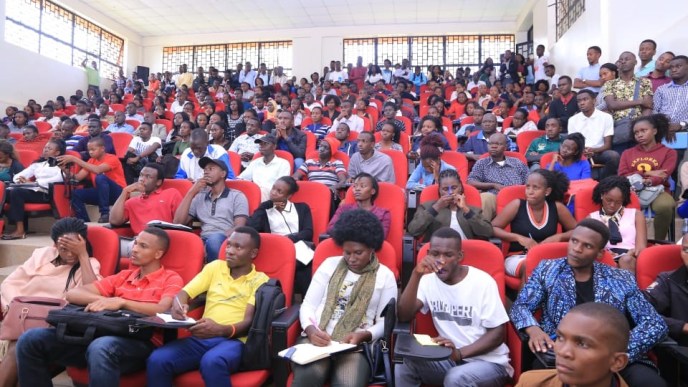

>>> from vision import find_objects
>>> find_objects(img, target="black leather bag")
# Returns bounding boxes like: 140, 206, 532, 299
362, 298, 395, 386
46, 304, 153, 345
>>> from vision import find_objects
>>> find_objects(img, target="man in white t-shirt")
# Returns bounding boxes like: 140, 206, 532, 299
396, 227, 513, 386
567, 89, 619, 179
533, 44, 549, 82
327, 61, 348, 83
329, 101, 364, 133
123, 121, 162, 184
238, 134, 291, 201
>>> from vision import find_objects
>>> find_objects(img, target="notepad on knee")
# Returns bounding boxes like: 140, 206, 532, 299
278, 341, 357, 365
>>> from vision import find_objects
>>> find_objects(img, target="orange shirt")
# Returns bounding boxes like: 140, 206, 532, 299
149, 79, 160, 92
87, 153, 126, 188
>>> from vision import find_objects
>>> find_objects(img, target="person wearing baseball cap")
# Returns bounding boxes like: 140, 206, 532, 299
70, 98, 91, 125
174, 156, 249, 261
237, 133, 291, 201
293, 136, 348, 196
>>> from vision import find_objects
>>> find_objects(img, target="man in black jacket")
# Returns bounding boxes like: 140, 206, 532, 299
540, 76, 579, 132
499, 50, 519, 86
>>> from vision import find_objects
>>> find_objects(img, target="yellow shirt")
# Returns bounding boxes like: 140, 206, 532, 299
183, 261, 269, 342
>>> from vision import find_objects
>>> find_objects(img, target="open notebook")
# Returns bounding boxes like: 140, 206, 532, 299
278, 341, 357, 365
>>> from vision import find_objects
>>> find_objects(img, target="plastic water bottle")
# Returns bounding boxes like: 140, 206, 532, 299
682, 218, 688, 235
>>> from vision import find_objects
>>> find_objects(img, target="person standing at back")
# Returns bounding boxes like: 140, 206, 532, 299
574, 46, 603, 93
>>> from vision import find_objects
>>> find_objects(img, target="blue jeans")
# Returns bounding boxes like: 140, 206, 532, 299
203, 232, 227, 262
146, 336, 244, 387
395, 357, 511, 387
16, 327, 154, 387
71, 174, 123, 221
293, 157, 305, 171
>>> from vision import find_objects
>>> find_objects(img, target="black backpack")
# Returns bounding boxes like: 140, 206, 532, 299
240, 278, 286, 371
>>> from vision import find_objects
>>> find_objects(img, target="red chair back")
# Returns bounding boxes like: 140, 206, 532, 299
155, 119, 173, 132
525, 242, 615, 280
440, 151, 469, 183
478, 151, 528, 165
304, 151, 350, 170
398, 116, 413, 133
344, 182, 405, 275
373, 131, 410, 155
326, 131, 358, 142
516, 131, 546, 155
125, 119, 141, 128
252, 150, 294, 174
301, 116, 332, 127
304, 130, 316, 154
291, 181, 331, 245
418, 183, 482, 208
160, 179, 193, 197
227, 151, 242, 176
161, 230, 205, 284
539, 152, 558, 169
217, 234, 296, 306
636, 245, 683, 289
312, 238, 399, 280
87, 225, 120, 276
379, 149, 408, 189
573, 185, 641, 222
502, 116, 513, 131
17, 150, 39, 167
110, 104, 125, 112
225, 180, 262, 215
34, 121, 52, 133
110, 132, 133, 158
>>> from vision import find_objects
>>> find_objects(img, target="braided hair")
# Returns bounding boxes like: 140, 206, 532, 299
50, 217, 92, 292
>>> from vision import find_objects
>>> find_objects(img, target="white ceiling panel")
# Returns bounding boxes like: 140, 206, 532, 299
70, 0, 531, 37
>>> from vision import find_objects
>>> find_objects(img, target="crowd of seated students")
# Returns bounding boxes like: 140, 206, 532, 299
0, 38, 687, 386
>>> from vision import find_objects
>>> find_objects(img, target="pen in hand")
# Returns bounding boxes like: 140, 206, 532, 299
172, 296, 187, 320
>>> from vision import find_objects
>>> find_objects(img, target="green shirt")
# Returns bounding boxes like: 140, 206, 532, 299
85, 67, 100, 86
526, 135, 563, 155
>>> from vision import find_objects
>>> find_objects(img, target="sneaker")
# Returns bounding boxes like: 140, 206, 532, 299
98, 215, 110, 223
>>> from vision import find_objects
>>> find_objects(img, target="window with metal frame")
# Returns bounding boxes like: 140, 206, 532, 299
343, 35, 515, 76
162, 41, 293, 75
556, 0, 585, 40
4, 0, 124, 76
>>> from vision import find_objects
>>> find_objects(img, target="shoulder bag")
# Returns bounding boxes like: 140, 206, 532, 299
612, 80, 641, 145
0, 296, 67, 340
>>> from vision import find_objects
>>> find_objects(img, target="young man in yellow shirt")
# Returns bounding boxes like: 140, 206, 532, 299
146, 227, 269, 386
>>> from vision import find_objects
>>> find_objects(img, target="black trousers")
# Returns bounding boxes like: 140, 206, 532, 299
6, 188, 49, 222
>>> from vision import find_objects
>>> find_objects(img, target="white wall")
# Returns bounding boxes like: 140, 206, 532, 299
543, 0, 687, 79
0, 0, 141, 111
139, 21, 516, 77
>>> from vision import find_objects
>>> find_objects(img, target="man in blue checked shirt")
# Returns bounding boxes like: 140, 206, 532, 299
510, 219, 668, 387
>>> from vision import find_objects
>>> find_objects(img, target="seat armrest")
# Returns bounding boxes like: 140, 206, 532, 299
318, 233, 330, 243
402, 233, 418, 288
188, 293, 207, 311
489, 237, 502, 249
271, 304, 300, 332
271, 304, 301, 387
393, 320, 412, 336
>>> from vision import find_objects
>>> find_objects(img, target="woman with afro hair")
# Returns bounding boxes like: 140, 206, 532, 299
294, 209, 396, 387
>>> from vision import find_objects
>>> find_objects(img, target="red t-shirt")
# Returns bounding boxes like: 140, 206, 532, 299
124, 188, 183, 234
93, 266, 183, 346
87, 153, 126, 188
